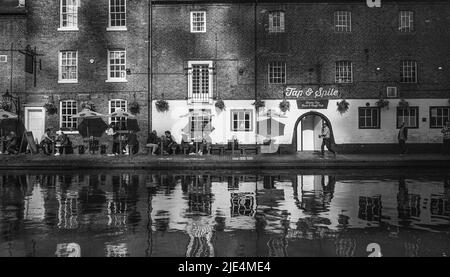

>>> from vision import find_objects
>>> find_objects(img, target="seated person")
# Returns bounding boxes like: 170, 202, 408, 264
5, 131, 18, 155
164, 131, 177, 154
181, 132, 193, 154
145, 130, 159, 155
55, 132, 73, 155
127, 131, 139, 155
160, 134, 169, 155
40, 128, 54, 155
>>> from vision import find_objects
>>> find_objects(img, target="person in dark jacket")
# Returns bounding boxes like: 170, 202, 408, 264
5, 131, 18, 155
398, 122, 408, 155
127, 130, 139, 155
145, 130, 159, 155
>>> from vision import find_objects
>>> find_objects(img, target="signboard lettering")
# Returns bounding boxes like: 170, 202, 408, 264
297, 100, 329, 109
285, 87, 340, 99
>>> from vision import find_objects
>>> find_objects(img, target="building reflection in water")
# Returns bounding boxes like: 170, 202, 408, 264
105, 243, 128, 257
55, 243, 81, 257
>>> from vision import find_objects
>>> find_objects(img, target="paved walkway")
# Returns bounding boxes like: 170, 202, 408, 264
0, 152, 449, 170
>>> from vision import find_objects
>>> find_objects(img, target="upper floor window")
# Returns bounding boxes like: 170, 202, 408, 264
430, 107, 450, 129
0, 55, 7, 63
359, 107, 380, 129
109, 99, 128, 128
60, 100, 78, 131
397, 107, 419, 128
268, 11, 285, 33
335, 61, 353, 83
59, 0, 78, 31
400, 60, 417, 83
190, 11, 206, 33
59, 51, 78, 83
399, 11, 414, 32
268, 61, 286, 84
107, 50, 126, 82
231, 110, 253, 132
187, 61, 213, 103
108, 0, 126, 31
334, 11, 351, 32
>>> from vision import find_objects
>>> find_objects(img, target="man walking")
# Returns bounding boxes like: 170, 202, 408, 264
398, 122, 408, 155
320, 122, 336, 157
442, 120, 450, 155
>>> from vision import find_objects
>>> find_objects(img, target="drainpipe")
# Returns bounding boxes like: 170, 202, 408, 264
254, 0, 258, 147
147, 0, 153, 135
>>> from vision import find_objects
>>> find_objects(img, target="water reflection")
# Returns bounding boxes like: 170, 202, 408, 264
1, 171, 450, 257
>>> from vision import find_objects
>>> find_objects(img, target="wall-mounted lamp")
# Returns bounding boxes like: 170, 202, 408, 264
376, 67, 381, 71
438, 66, 443, 70
89, 59, 95, 64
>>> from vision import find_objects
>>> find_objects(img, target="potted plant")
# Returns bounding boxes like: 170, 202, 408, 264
279, 99, 290, 113
252, 99, 265, 110
129, 101, 140, 114
155, 99, 169, 112
43, 102, 58, 115
337, 99, 349, 114
398, 99, 409, 108
215, 99, 225, 111
375, 98, 389, 109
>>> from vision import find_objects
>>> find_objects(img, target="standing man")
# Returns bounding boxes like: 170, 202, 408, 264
441, 120, 450, 155
398, 122, 408, 155
320, 122, 336, 157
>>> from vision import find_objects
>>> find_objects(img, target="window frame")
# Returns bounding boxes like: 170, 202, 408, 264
106, 50, 127, 82
58, 50, 78, 83
358, 107, 381, 129
396, 106, 419, 129
268, 10, 285, 33
59, 100, 79, 133
58, 0, 79, 31
335, 61, 353, 83
107, 0, 127, 31
334, 10, 352, 33
429, 106, 450, 129
268, 61, 286, 84
399, 10, 414, 33
187, 60, 213, 103
108, 99, 128, 126
230, 109, 253, 132
400, 60, 418, 83
190, 11, 206, 33
0, 55, 7, 63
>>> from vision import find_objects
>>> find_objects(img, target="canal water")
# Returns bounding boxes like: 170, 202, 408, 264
1, 169, 449, 257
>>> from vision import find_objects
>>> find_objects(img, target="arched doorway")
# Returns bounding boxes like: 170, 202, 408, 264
292, 112, 334, 152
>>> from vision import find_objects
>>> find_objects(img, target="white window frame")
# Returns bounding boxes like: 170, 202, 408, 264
58, 0, 79, 31
399, 10, 414, 32
187, 60, 213, 104
190, 11, 206, 33
231, 110, 253, 132
60, 100, 79, 134
334, 11, 351, 32
109, 99, 128, 126
58, 50, 78, 83
335, 61, 353, 83
358, 107, 380, 129
400, 60, 417, 83
268, 61, 286, 84
106, 50, 127, 82
107, 0, 127, 31
268, 11, 285, 33
0, 55, 7, 63
430, 107, 450, 129
397, 106, 419, 129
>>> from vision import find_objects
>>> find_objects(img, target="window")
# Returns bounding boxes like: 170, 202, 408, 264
400, 60, 417, 83
107, 50, 126, 82
335, 61, 353, 83
0, 55, 6, 63
268, 61, 286, 84
59, 51, 78, 83
334, 11, 351, 32
397, 107, 419, 128
190, 109, 212, 139
109, 99, 127, 128
399, 11, 414, 32
268, 11, 285, 33
108, 0, 126, 30
59, 0, 78, 30
231, 110, 253, 132
187, 61, 213, 103
60, 100, 78, 130
190, 11, 206, 33
430, 107, 450, 128
358, 107, 380, 129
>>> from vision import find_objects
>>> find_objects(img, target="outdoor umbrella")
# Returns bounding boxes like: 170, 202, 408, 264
108, 109, 140, 132
256, 118, 285, 138
258, 109, 288, 119
73, 109, 108, 138
180, 111, 215, 141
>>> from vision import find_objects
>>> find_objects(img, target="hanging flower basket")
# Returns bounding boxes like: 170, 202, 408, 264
43, 102, 58, 115
279, 99, 290, 113
398, 99, 409, 108
337, 99, 350, 115
375, 98, 389, 109
215, 99, 226, 111
1, 101, 11, 111
129, 101, 140, 114
252, 99, 265, 110
81, 101, 96, 112
155, 99, 169, 113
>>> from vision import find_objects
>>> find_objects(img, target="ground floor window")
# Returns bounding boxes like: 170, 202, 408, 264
397, 107, 419, 128
231, 110, 252, 132
358, 107, 380, 129
190, 109, 212, 139
109, 99, 127, 128
430, 107, 450, 128
60, 100, 78, 130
